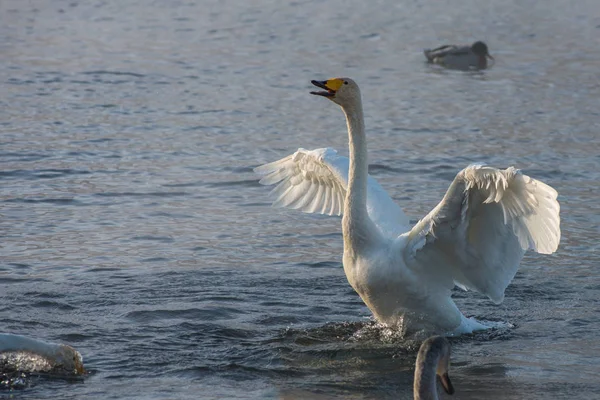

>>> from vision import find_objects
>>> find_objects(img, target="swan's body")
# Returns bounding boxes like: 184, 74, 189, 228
414, 336, 454, 400
255, 78, 560, 334
0, 333, 85, 375
424, 41, 494, 70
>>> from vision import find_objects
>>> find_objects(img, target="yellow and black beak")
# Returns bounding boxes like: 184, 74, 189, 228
440, 372, 455, 395
310, 79, 343, 97
310, 80, 335, 97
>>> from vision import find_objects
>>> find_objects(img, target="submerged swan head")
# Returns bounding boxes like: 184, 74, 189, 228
414, 336, 454, 399
53, 344, 86, 375
310, 78, 361, 108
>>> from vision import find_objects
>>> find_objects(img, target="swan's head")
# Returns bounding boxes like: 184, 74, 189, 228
434, 342, 453, 395
53, 344, 86, 375
310, 78, 361, 108
415, 336, 454, 396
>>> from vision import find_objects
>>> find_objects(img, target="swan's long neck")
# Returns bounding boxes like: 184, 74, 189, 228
341, 97, 372, 252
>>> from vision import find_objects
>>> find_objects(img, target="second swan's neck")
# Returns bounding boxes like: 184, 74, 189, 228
341, 98, 373, 251
414, 366, 439, 400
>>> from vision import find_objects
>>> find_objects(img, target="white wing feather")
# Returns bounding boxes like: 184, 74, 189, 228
254, 148, 410, 237
403, 164, 560, 304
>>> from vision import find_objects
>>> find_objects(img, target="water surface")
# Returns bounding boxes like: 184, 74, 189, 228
1, 0, 599, 398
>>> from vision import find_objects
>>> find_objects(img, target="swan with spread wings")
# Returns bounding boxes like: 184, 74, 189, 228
255, 78, 560, 334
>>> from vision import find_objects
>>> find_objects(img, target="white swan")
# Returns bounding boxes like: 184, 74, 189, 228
414, 336, 454, 400
254, 78, 560, 333
0, 333, 85, 375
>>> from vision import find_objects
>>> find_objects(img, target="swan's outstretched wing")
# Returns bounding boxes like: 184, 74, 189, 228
254, 148, 410, 236
403, 164, 560, 303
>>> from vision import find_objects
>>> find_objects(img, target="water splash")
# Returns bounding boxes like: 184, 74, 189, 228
0, 351, 54, 374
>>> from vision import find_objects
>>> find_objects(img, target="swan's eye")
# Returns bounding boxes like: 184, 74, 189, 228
344, 81, 348, 85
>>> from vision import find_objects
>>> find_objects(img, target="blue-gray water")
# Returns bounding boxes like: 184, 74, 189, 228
1, 0, 599, 398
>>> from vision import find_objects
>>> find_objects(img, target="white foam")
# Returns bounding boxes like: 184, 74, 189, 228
446, 316, 514, 336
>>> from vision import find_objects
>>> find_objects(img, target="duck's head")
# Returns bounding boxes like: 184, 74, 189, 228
310, 78, 361, 107
471, 41, 494, 61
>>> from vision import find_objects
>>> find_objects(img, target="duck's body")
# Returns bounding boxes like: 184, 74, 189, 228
0, 333, 85, 375
255, 78, 560, 334
424, 41, 493, 70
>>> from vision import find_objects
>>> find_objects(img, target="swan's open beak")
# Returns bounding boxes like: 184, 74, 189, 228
440, 372, 455, 395
310, 79, 339, 97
